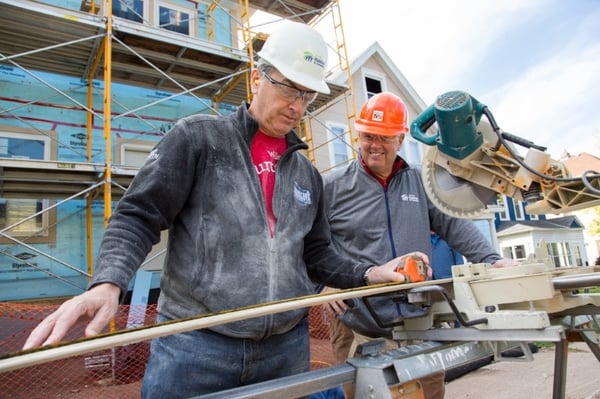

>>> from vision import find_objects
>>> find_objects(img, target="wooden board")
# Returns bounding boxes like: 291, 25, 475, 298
0, 278, 452, 373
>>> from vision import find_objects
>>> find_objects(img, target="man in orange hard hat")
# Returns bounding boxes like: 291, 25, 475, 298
322, 92, 518, 399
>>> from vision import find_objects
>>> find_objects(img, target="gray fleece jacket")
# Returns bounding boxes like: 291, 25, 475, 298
323, 157, 501, 268
90, 103, 371, 339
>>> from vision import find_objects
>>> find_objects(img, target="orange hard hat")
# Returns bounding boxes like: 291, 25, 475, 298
355, 92, 409, 136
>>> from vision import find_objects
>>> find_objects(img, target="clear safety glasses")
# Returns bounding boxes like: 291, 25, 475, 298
260, 70, 319, 105
359, 132, 399, 144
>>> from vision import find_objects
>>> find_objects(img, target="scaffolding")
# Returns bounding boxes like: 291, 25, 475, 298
0, 0, 357, 300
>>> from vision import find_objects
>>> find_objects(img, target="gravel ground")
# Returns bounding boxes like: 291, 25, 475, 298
444, 342, 600, 399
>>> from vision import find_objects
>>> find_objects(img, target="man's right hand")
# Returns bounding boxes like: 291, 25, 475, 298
367, 252, 430, 285
23, 283, 121, 350
322, 286, 348, 316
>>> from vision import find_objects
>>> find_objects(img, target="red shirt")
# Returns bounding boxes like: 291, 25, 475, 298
251, 130, 287, 237
361, 157, 405, 190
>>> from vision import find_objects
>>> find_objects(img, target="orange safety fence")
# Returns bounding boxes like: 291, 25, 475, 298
0, 301, 335, 398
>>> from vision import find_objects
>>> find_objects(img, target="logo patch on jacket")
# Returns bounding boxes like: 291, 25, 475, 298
147, 149, 159, 161
294, 182, 312, 206
401, 193, 419, 203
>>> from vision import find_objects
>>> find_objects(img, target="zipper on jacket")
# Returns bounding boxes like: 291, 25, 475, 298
384, 189, 398, 258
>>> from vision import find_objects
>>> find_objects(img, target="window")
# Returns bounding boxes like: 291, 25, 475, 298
115, 140, 156, 167
113, 0, 144, 22
158, 2, 192, 35
573, 245, 583, 266
327, 124, 353, 168
365, 77, 382, 99
561, 242, 572, 267
513, 199, 525, 220
365, 78, 382, 96
0, 199, 44, 235
513, 244, 526, 259
501, 245, 525, 260
546, 242, 562, 267
496, 194, 509, 220
0, 131, 56, 244
399, 139, 421, 164
528, 211, 539, 220
119, 143, 155, 167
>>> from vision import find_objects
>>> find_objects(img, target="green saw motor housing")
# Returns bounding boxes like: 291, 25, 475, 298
410, 90, 486, 160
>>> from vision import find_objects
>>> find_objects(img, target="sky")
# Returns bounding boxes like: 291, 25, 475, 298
337, 0, 600, 159
253, 0, 600, 159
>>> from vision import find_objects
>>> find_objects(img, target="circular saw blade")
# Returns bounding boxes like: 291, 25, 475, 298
421, 147, 497, 218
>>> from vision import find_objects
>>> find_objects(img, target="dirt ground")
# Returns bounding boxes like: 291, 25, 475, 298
444, 342, 600, 399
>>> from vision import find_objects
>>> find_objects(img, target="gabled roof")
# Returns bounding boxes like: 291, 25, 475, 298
327, 41, 427, 112
497, 215, 585, 233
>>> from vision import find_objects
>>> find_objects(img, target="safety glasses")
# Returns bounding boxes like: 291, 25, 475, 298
261, 70, 318, 105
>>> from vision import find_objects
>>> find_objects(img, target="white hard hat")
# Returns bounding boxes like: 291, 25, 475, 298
257, 22, 330, 94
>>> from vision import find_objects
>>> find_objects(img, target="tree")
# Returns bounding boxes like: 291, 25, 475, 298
588, 206, 600, 236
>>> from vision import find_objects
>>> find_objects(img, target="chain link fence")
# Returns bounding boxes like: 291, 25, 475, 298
0, 302, 335, 398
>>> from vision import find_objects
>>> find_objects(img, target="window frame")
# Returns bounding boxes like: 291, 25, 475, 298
112, 0, 146, 23
496, 194, 509, 220
360, 68, 387, 103
156, 1, 195, 36
326, 122, 354, 169
115, 140, 156, 167
0, 128, 57, 244
512, 199, 525, 220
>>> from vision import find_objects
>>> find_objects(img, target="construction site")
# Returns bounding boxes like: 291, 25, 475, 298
1, 0, 600, 398
0, 0, 354, 397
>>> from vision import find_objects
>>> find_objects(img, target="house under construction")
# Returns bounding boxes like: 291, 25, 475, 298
0, 0, 359, 301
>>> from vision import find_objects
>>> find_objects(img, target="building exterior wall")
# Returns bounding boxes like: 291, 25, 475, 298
0, 0, 242, 301
497, 227, 588, 267
313, 52, 425, 173
0, 66, 218, 300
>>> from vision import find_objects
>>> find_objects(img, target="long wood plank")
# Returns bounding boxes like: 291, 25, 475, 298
0, 278, 452, 373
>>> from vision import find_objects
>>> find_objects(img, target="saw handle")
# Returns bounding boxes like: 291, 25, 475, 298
409, 104, 438, 145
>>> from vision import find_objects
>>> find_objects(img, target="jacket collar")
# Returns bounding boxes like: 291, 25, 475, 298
237, 102, 308, 151
359, 154, 408, 188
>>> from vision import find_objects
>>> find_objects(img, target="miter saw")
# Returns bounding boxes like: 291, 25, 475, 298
410, 90, 600, 218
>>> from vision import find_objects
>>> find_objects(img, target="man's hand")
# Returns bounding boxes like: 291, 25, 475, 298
493, 258, 520, 268
23, 283, 121, 349
321, 286, 348, 317
366, 252, 430, 285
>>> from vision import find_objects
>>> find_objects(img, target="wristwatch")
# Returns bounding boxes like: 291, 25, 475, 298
362, 266, 375, 285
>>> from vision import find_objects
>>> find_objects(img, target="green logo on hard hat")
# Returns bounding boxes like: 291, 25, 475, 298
303, 51, 325, 68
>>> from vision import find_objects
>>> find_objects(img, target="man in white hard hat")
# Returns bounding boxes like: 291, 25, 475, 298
23, 22, 428, 398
